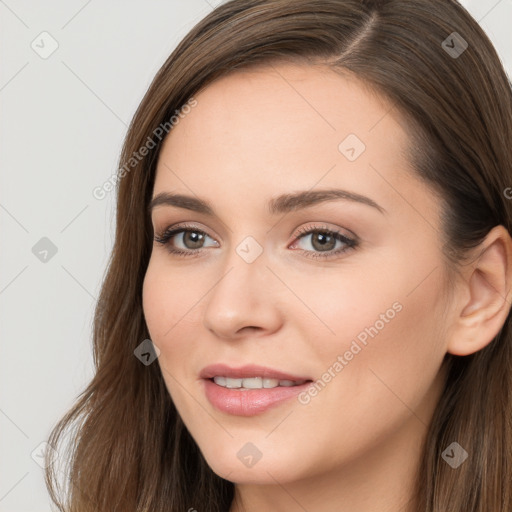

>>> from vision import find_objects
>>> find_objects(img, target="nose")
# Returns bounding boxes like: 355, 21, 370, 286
202, 249, 283, 340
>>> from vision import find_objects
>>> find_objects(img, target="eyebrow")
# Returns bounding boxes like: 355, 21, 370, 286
148, 189, 386, 216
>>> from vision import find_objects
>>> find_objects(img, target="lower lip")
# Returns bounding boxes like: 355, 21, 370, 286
202, 378, 312, 416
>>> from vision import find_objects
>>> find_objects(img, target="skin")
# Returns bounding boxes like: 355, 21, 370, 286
142, 62, 512, 512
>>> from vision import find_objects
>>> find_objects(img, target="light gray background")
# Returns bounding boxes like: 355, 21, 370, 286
1, 1, 510, 510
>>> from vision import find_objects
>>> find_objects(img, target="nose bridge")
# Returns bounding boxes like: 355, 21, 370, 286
208, 237, 267, 311
202, 235, 281, 337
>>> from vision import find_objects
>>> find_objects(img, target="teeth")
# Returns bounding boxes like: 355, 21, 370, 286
225, 378, 242, 388
213, 376, 306, 389
213, 376, 227, 387
242, 377, 263, 389
263, 378, 279, 388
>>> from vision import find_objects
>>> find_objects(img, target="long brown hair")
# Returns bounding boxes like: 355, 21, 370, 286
45, 1, 512, 510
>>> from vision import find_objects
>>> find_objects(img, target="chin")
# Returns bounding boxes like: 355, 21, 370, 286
200, 444, 309, 485
208, 461, 288, 485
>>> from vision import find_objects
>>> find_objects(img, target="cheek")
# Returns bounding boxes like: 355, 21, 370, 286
142, 258, 208, 399
292, 240, 448, 404
281, 264, 448, 474
142, 258, 201, 342
307, 260, 448, 426
142, 260, 191, 385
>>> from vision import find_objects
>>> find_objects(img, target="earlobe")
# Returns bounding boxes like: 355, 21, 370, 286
447, 225, 512, 356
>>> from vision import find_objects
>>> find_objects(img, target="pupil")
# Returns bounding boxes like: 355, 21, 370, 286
312, 232, 335, 251
185, 231, 204, 248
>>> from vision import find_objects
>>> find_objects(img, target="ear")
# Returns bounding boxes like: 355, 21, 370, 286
447, 225, 512, 356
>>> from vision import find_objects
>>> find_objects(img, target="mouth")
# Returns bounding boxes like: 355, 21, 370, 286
210, 376, 308, 389
200, 364, 313, 416
199, 363, 312, 382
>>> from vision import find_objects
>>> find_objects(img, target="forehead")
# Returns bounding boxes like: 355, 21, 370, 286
166, 61, 401, 149
153, 62, 435, 224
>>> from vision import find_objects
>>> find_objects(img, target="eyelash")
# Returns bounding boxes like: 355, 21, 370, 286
154, 222, 358, 260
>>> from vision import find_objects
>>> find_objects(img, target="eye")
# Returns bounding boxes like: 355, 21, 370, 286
289, 224, 358, 260
154, 222, 358, 260
154, 223, 218, 257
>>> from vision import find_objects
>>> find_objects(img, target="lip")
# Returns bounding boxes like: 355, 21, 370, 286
199, 363, 312, 381
200, 363, 313, 416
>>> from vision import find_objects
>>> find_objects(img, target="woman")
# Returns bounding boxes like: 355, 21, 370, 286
45, 0, 512, 510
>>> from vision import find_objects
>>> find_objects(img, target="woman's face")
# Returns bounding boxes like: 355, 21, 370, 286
143, 62, 452, 486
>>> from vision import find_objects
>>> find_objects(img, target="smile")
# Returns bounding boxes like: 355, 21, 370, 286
212, 376, 307, 389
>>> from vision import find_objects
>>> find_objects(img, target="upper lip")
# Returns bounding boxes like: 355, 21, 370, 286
200, 363, 312, 381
